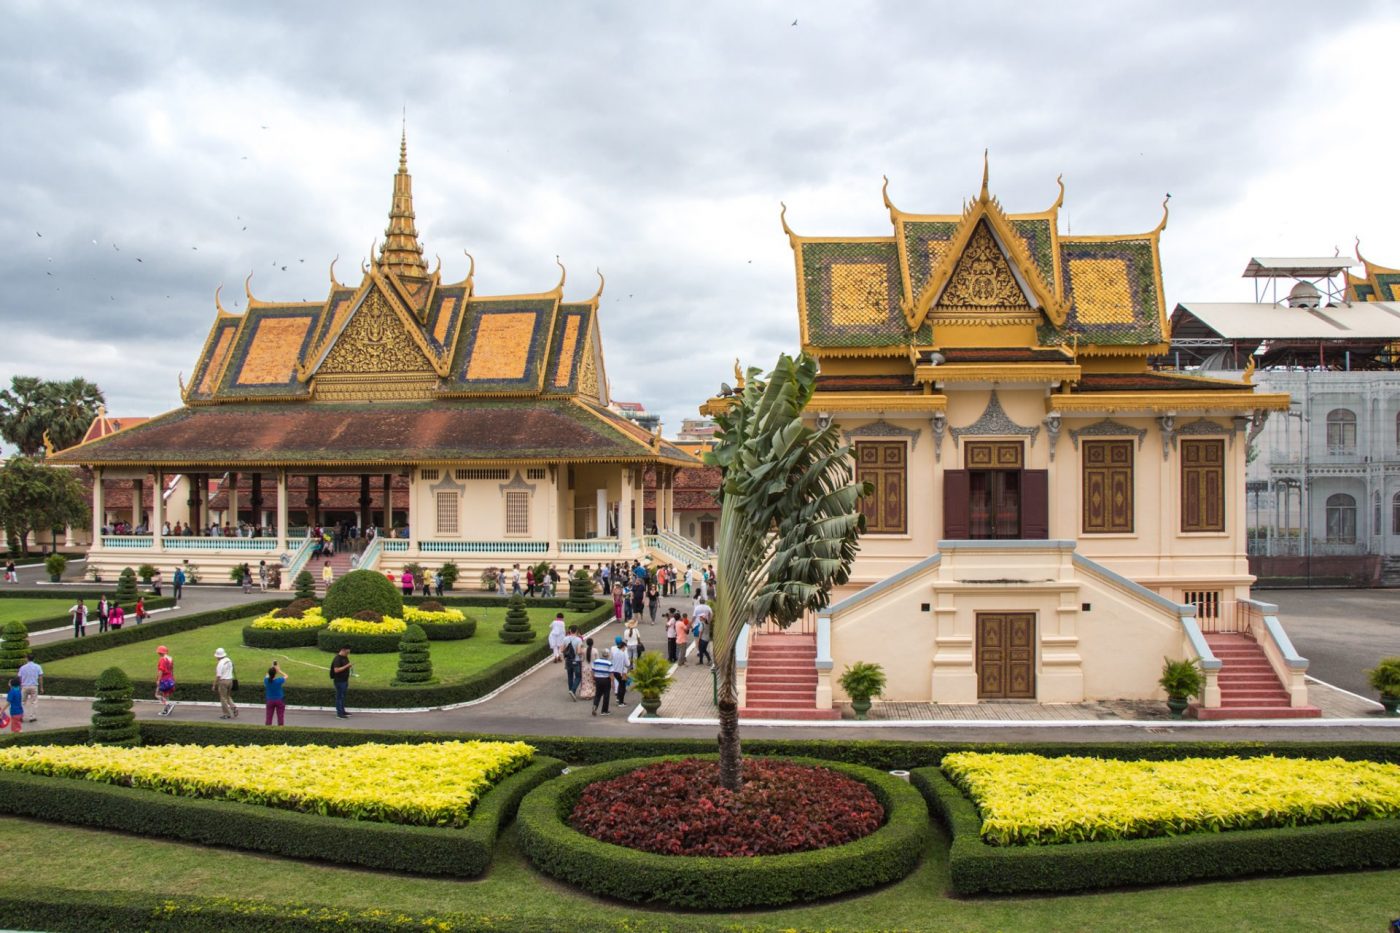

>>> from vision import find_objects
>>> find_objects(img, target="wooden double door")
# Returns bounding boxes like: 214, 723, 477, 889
976, 612, 1036, 699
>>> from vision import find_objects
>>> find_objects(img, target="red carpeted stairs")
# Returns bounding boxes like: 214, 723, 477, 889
740, 634, 840, 720
1191, 633, 1321, 720
314, 549, 357, 596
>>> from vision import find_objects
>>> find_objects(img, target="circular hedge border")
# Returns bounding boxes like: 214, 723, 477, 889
415, 618, 477, 641
316, 627, 403, 653
241, 625, 324, 649
515, 754, 931, 910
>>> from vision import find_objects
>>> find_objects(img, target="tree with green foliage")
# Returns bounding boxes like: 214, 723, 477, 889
0, 456, 89, 555
0, 375, 105, 457
0, 620, 29, 676
438, 561, 459, 591
323, 568, 404, 621
116, 567, 139, 603
90, 667, 140, 746
705, 353, 867, 790
567, 569, 595, 612
293, 570, 317, 600
498, 593, 535, 643
393, 624, 435, 685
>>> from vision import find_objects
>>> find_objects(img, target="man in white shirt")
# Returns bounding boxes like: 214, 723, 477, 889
212, 648, 238, 719
693, 597, 713, 631
609, 636, 631, 708
17, 654, 42, 722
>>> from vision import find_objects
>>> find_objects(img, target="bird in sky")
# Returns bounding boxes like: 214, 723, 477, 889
35, 231, 42, 237
136, 258, 143, 263
113, 244, 120, 251
791, 19, 797, 25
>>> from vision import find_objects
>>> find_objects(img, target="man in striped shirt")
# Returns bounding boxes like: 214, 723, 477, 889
590, 648, 614, 716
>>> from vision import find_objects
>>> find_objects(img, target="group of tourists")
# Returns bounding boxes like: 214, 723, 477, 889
3, 653, 42, 734
485, 563, 563, 597
66, 595, 149, 636
148, 644, 294, 725
381, 567, 446, 597
550, 615, 634, 716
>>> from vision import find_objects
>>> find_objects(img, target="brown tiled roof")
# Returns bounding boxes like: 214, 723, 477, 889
933, 348, 1073, 363
81, 416, 151, 445
814, 374, 917, 393
1073, 372, 1251, 393
50, 400, 689, 467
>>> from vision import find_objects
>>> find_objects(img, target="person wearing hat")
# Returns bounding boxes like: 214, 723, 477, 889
155, 646, 176, 716
609, 636, 632, 709
212, 648, 238, 719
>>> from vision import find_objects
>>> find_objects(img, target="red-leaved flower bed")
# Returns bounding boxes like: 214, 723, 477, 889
568, 758, 885, 857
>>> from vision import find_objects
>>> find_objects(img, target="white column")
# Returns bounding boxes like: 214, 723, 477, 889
131, 479, 143, 528
547, 465, 560, 551
227, 475, 240, 529
406, 469, 417, 552
596, 487, 608, 537
64, 525, 74, 547
276, 471, 289, 545
618, 467, 633, 547
92, 468, 105, 541
666, 469, 676, 532
152, 471, 164, 546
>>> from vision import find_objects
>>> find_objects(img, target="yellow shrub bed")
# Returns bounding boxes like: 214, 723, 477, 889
942, 752, 1400, 846
327, 616, 407, 635
248, 607, 326, 631
0, 740, 534, 827
403, 606, 467, 625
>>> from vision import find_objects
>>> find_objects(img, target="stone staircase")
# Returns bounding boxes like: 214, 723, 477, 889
1382, 556, 1400, 587
740, 634, 840, 720
314, 549, 358, 596
1191, 633, 1320, 720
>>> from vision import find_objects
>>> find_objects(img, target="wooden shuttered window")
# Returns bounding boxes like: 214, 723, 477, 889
1181, 439, 1225, 532
1020, 470, 1049, 539
1082, 440, 1134, 533
943, 470, 970, 539
855, 441, 907, 535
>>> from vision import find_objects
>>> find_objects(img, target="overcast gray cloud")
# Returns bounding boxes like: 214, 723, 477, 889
3, 0, 1399, 437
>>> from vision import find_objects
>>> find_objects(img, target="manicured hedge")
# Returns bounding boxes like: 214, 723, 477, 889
316, 626, 404, 653
0, 753, 563, 878
415, 617, 476, 641
31, 599, 289, 666
4, 592, 176, 634
40, 600, 614, 710
913, 766, 1400, 896
516, 755, 930, 909
407, 594, 596, 612
240, 624, 322, 649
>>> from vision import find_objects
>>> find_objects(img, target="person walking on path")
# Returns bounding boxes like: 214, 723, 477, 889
322, 560, 334, 592
258, 560, 268, 592
433, 570, 443, 598
611, 583, 624, 623
155, 646, 176, 716
624, 619, 642, 663
171, 566, 184, 603
547, 613, 567, 663
563, 626, 584, 698
665, 610, 678, 663
610, 636, 632, 709
96, 595, 110, 634
241, 564, 253, 594
263, 662, 287, 725
400, 570, 414, 598
694, 613, 712, 667
212, 648, 238, 719
331, 648, 353, 718
152, 569, 163, 597
675, 613, 691, 666
69, 599, 87, 638
134, 596, 146, 624
692, 597, 713, 642
108, 603, 125, 629
646, 581, 659, 624
511, 564, 522, 596
588, 639, 611, 715
5, 678, 22, 733
17, 654, 41, 722
4, 559, 15, 584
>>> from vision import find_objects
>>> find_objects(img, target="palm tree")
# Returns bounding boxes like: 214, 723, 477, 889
0, 376, 49, 456
43, 378, 105, 453
706, 353, 868, 790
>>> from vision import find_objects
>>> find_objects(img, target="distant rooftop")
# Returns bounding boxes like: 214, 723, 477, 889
1242, 257, 1354, 279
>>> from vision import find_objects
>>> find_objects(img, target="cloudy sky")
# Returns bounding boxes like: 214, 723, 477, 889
3, 0, 1399, 438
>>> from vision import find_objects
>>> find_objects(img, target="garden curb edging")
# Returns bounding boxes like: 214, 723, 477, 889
0, 752, 564, 878
516, 754, 931, 910
912, 765, 1400, 895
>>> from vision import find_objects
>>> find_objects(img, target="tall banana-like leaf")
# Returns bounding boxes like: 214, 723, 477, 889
705, 353, 868, 790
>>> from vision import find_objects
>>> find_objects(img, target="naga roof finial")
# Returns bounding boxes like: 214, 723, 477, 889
463, 250, 475, 283
881, 174, 898, 215
1355, 236, 1370, 268
329, 255, 341, 288
243, 272, 257, 305
591, 268, 605, 302
979, 149, 990, 203
1152, 194, 1170, 236
780, 201, 798, 245
214, 284, 228, 315
1051, 173, 1066, 212
554, 256, 567, 292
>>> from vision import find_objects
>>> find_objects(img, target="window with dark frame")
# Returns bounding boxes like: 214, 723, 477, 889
1180, 439, 1225, 533
854, 440, 907, 535
1082, 440, 1134, 533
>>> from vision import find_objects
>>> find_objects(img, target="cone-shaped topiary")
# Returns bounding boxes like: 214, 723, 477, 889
0, 620, 29, 676
323, 568, 404, 622
567, 569, 595, 612
393, 623, 435, 685
116, 567, 139, 604
90, 666, 140, 746
294, 570, 317, 600
499, 593, 536, 643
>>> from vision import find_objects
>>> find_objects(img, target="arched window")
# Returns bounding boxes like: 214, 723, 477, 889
1326, 493, 1356, 543
1326, 409, 1356, 452
1393, 492, 1400, 536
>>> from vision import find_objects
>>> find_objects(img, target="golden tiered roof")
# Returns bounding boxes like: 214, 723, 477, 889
1345, 241, 1400, 302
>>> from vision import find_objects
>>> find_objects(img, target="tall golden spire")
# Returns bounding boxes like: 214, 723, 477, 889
377, 125, 428, 277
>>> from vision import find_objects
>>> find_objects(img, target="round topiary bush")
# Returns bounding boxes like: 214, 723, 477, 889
393, 623, 435, 685
499, 594, 536, 643
90, 666, 140, 746
567, 570, 595, 612
293, 570, 317, 600
516, 755, 931, 910
116, 567, 139, 604
0, 620, 30, 675
323, 569, 404, 622
352, 609, 384, 622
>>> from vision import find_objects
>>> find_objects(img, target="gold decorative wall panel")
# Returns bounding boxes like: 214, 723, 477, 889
830, 263, 891, 325
238, 317, 312, 385
466, 312, 536, 380
938, 220, 1030, 309
1068, 258, 1135, 324
319, 290, 433, 375
554, 315, 582, 387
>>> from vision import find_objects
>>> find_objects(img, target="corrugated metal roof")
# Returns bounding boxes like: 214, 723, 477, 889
1242, 257, 1354, 278
1172, 301, 1400, 339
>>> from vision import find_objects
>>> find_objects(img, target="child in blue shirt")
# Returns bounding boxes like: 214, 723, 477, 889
6, 677, 22, 733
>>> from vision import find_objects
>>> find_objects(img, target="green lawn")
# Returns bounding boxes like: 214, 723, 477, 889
0, 815, 1392, 931
42, 606, 573, 687
0, 598, 87, 627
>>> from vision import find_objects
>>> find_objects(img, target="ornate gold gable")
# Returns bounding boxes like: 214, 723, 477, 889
318, 289, 436, 376
937, 220, 1032, 310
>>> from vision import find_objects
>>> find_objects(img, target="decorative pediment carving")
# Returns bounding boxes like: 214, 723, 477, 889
950, 389, 1041, 446
842, 419, 921, 450
936, 220, 1031, 310
1069, 418, 1149, 451
318, 289, 435, 376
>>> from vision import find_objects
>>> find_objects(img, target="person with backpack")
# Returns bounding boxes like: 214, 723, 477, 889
694, 612, 711, 667
562, 626, 584, 699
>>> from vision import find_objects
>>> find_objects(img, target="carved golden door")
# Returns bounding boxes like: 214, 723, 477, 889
976, 613, 1036, 699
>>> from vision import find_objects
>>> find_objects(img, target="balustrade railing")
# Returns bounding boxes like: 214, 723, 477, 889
643, 531, 711, 568
162, 537, 281, 552
559, 538, 621, 555
418, 540, 548, 555
282, 537, 316, 577
354, 537, 383, 571
100, 535, 153, 549
383, 540, 409, 553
